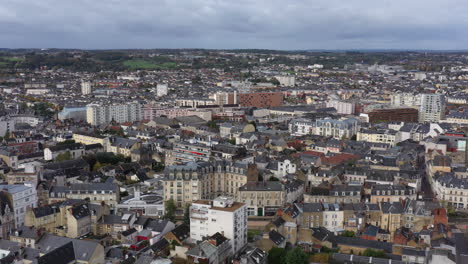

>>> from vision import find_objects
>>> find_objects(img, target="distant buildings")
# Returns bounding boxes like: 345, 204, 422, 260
391, 93, 421, 107
86, 102, 142, 126
326, 100, 355, 115
419, 94, 445, 123
275, 75, 296, 87
81, 80, 92, 95
156, 83, 168, 97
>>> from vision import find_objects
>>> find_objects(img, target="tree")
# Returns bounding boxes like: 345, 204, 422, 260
341, 230, 355, 237
183, 204, 190, 225
164, 199, 177, 222
284, 247, 308, 264
93, 161, 104, 171
206, 120, 218, 130
363, 248, 387, 258
268, 248, 286, 264
3, 131, 10, 140
55, 151, 72, 162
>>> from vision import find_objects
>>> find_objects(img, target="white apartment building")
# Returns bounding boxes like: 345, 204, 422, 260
357, 129, 398, 146
315, 117, 360, 139
86, 102, 142, 126
156, 84, 168, 97
432, 173, 468, 209
419, 94, 445, 123
275, 75, 296, 87
289, 118, 314, 136
391, 93, 421, 107
326, 100, 355, 115
81, 81, 92, 95
322, 203, 343, 233
190, 197, 247, 254
1, 184, 38, 228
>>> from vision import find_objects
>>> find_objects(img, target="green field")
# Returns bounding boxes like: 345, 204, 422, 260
123, 59, 177, 70
1, 57, 24, 62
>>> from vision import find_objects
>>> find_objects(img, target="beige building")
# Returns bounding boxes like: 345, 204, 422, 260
73, 133, 108, 146
238, 181, 286, 217
25, 200, 107, 239
48, 182, 120, 208
357, 129, 397, 146
164, 161, 258, 209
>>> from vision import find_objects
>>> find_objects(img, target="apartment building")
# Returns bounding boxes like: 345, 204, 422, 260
357, 129, 398, 146
44, 143, 85, 161
190, 197, 247, 254
238, 181, 286, 217
289, 118, 314, 136
326, 100, 355, 115
48, 182, 120, 208
86, 102, 142, 126
0, 184, 38, 228
72, 133, 108, 146
166, 142, 211, 165
419, 94, 445, 123
163, 161, 258, 208
315, 117, 359, 139
433, 172, 468, 209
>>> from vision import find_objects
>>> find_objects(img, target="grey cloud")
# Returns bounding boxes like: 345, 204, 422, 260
0, 0, 468, 49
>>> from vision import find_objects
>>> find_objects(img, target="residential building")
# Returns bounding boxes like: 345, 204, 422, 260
81, 80, 92, 95
190, 197, 247, 254
326, 100, 355, 115
0, 183, 37, 228
315, 117, 359, 139
238, 181, 286, 217
49, 182, 120, 208
367, 108, 419, 123
86, 102, 142, 126
237, 92, 283, 108
163, 161, 258, 208
44, 143, 85, 161
419, 94, 445, 123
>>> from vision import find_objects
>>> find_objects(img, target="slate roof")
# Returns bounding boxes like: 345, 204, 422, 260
37, 234, 100, 262
169, 224, 190, 242
269, 230, 285, 245
38, 241, 76, 264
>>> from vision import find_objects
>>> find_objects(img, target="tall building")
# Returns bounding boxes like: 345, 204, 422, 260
86, 103, 142, 126
0, 183, 38, 228
419, 94, 445, 123
81, 81, 92, 95
190, 196, 247, 254
156, 84, 168, 97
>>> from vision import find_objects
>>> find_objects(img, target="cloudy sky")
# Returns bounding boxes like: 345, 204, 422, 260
1, 0, 467, 50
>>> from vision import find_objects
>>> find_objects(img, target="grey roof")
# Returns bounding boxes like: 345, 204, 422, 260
38, 241, 75, 264
36, 234, 101, 262
302, 203, 323, 213
239, 181, 283, 191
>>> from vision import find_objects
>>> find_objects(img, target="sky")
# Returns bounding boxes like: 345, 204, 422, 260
1, 0, 467, 50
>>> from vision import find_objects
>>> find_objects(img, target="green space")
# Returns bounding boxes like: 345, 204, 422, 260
123, 59, 177, 70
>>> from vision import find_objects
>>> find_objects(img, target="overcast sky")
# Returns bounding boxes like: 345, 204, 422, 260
1, 0, 467, 50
